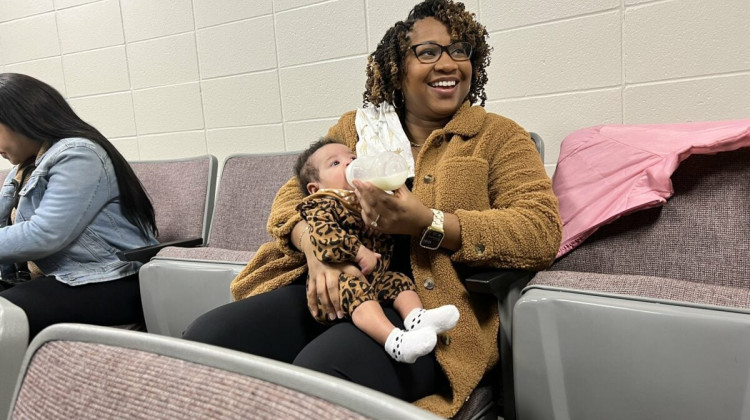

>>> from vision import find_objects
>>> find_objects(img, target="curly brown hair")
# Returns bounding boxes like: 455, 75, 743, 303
363, 0, 491, 108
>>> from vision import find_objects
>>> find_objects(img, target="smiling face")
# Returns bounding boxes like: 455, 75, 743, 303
306, 142, 357, 194
401, 17, 472, 127
0, 123, 41, 165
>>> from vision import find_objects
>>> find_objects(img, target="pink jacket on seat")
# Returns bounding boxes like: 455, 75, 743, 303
554, 118, 750, 258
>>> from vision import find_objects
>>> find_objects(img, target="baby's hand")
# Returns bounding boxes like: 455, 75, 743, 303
355, 245, 381, 276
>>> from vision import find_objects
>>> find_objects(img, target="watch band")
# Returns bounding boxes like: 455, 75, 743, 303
429, 208, 444, 231
419, 209, 445, 250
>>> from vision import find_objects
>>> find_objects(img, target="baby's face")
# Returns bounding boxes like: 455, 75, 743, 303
308, 143, 356, 192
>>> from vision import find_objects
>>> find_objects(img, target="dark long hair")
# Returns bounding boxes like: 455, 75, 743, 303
0, 73, 157, 238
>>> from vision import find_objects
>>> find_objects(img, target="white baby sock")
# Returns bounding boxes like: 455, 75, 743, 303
384, 328, 437, 364
404, 305, 460, 334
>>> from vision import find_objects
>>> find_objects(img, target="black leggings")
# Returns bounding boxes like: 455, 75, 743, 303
182, 281, 446, 402
0, 273, 143, 341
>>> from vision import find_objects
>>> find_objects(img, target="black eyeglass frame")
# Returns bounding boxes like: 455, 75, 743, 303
409, 41, 473, 64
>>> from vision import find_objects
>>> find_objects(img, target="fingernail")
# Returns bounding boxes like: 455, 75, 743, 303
328, 313, 336, 321
337, 311, 344, 319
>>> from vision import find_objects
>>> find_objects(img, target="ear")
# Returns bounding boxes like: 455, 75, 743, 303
307, 182, 320, 195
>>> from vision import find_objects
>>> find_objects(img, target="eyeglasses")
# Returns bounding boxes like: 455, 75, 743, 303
409, 41, 472, 64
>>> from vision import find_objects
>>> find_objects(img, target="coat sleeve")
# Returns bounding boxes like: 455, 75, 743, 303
0, 146, 113, 263
266, 175, 306, 255
450, 121, 562, 271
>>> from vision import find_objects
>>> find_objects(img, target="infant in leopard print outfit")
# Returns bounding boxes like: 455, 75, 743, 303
294, 138, 459, 364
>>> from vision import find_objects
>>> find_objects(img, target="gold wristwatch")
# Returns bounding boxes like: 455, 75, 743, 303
419, 209, 445, 250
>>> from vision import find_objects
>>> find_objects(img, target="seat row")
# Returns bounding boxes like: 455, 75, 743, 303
0, 152, 303, 415
98, 140, 750, 420
0, 149, 488, 420
1, 133, 539, 420
5, 323, 440, 419
131, 152, 301, 337
5, 138, 749, 419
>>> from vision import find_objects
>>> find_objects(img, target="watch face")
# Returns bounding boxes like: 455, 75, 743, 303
420, 229, 444, 250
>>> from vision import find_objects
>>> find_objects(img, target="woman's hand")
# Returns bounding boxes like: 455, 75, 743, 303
353, 180, 433, 236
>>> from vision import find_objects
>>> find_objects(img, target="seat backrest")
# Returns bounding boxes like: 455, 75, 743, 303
130, 155, 217, 243
7, 324, 439, 420
0, 298, 28, 418
208, 152, 299, 251
529, 131, 544, 161
550, 147, 750, 287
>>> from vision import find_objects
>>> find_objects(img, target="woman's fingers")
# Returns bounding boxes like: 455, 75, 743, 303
354, 180, 394, 228
325, 270, 342, 319
393, 184, 410, 197
353, 180, 383, 207
354, 180, 424, 235
305, 275, 319, 317
310, 264, 351, 320
316, 272, 336, 320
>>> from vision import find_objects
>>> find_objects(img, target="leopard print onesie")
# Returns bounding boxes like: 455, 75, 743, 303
298, 189, 415, 323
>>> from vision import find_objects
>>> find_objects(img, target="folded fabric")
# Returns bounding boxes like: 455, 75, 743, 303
354, 104, 416, 178
554, 118, 750, 258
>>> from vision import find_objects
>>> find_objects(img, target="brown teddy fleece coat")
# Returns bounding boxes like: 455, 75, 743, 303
230, 102, 562, 418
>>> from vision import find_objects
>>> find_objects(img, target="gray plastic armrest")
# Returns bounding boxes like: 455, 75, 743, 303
0, 297, 29, 417
139, 259, 243, 337
464, 269, 534, 298
464, 269, 534, 420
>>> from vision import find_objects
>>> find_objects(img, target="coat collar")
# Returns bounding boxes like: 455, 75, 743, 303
442, 101, 486, 138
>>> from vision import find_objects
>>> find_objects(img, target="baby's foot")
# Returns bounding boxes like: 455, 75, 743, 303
384, 328, 437, 364
404, 306, 459, 334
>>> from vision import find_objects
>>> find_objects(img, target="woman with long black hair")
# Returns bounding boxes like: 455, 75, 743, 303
0, 73, 158, 340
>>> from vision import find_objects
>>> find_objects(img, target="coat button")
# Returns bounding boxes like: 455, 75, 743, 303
423, 278, 435, 290
423, 175, 434, 184
475, 244, 485, 256
441, 335, 452, 345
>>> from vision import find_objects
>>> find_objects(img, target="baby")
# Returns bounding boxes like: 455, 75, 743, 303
294, 138, 459, 363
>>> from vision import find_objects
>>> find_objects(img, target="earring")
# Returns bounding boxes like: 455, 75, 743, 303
391, 89, 404, 109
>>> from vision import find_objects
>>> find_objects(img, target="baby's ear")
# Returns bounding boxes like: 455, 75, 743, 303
307, 182, 320, 195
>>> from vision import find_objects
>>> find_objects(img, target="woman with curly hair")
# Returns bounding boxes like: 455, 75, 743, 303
184, 0, 561, 416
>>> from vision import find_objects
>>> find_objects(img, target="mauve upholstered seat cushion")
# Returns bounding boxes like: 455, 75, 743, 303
11, 340, 367, 420
156, 246, 255, 263
532, 148, 750, 309
531, 271, 750, 311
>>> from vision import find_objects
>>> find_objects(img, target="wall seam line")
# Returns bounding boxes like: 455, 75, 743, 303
271, 2, 288, 151
188, 0, 208, 156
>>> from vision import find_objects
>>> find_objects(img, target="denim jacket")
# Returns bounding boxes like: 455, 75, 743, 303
0, 137, 157, 285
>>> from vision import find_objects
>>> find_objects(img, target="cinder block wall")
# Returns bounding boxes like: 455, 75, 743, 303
0, 0, 748, 175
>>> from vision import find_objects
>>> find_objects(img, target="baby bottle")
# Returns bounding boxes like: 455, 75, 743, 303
345, 151, 409, 191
